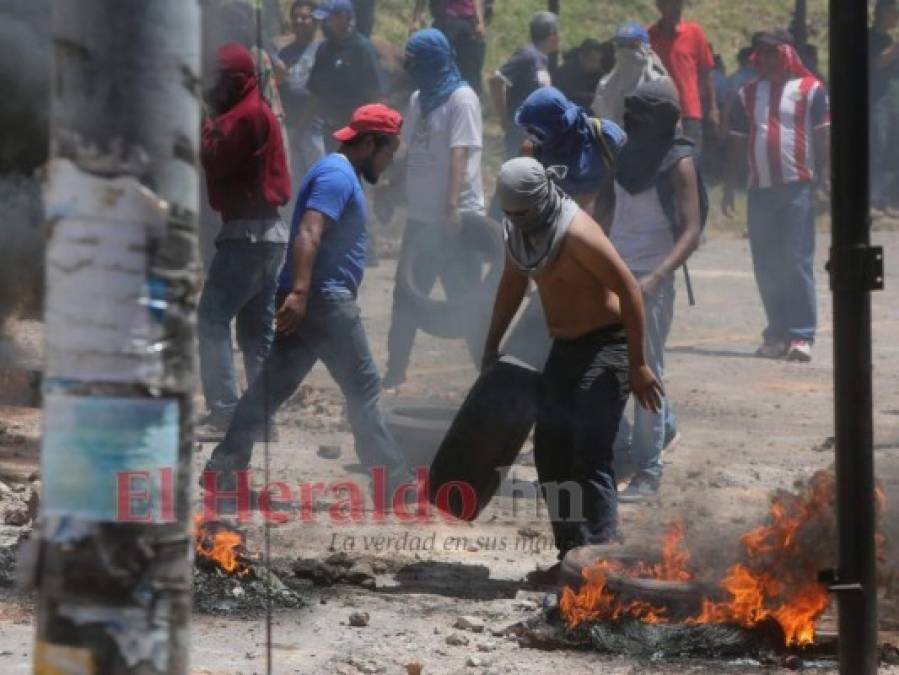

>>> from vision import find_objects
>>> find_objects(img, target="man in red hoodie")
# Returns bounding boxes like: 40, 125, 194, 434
199, 42, 291, 438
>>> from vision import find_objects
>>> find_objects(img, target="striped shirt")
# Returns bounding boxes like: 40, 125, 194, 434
730, 76, 830, 189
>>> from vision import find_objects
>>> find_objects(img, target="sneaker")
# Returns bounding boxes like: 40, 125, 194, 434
755, 340, 788, 359
786, 339, 812, 363
619, 476, 660, 503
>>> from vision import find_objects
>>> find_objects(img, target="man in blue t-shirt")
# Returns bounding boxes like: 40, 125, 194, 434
202, 103, 414, 499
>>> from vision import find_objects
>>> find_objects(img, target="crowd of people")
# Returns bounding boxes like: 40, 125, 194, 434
195, 0, 848, 571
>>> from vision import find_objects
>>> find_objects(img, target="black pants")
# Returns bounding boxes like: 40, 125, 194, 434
386, 219, 484, 378
435, 16, 485, 95
534, 325, 630, 558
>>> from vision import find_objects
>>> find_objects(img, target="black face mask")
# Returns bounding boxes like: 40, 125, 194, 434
360, 152, 380, 185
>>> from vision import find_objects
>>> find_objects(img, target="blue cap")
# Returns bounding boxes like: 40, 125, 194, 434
615, 20, 650, 44
312, 0, 354, 21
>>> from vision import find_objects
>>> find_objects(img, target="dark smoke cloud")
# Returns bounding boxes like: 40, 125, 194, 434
0, 0, 49, 330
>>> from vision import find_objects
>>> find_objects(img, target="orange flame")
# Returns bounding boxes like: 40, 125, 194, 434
560, 473, 850, 647
193, 515, 253, 578
560, 520, 692, 628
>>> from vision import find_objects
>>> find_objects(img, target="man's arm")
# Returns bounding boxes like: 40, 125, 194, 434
643, 158, 702, 290
722, 92, 750, 217
201, 117, 253, 180
593, 174, 615, 235
567, 215, 664, 412
275, 209, 327, 335
411, 0, 427, 32
447, 147, 468, 227
875, 41, 899, 69
482, 254, 529, 369
489, 71, 510, 131
813, 127, 830, 188
703, 68, 720, 132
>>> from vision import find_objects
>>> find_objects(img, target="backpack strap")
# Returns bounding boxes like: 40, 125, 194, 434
590, 118, 617, 170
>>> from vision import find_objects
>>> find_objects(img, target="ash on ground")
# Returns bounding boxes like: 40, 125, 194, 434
193, 562, 305, 616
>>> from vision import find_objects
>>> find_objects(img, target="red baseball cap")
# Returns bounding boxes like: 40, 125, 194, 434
333, 103, 404, 142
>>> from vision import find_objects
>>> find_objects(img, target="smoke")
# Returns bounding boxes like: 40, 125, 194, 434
0, 0, 49, 332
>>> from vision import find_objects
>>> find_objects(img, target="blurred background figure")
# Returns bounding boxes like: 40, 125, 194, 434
554, 38, 614, 112
649, 0, 718, 155
870, 0, 899, 216
307, 0, 385, 150
353, 0, 377, 37
411, 0, 488, 95
592, 20, 669, 124
489, 10, 560, 160
279, 1, 325, 193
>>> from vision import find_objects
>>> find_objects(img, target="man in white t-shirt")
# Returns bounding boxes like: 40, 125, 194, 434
383, 29, 485, 388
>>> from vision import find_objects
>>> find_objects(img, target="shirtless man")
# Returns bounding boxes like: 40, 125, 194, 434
482, 157, 663, 566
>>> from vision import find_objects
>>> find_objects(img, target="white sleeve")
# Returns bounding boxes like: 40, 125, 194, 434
402, 92, 419, 147
448, 88, 483, 150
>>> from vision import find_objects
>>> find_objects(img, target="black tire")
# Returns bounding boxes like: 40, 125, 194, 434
396, 212, 504, 339
428, 357, 540, 520
383, 399, 459, 469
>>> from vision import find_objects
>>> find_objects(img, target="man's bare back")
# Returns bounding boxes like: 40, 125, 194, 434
534, 210, 623, 340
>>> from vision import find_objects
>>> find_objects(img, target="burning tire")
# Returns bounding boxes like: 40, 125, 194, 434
395, 212, 503, 340
560, 544, 722, 622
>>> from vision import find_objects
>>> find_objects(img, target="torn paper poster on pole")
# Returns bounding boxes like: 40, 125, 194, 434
43, 158, 170, 386
41, 393, 179, 523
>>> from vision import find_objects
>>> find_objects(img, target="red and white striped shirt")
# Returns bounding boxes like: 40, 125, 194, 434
730, 76, 830, 189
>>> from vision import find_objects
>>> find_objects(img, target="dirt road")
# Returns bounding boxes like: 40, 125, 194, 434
0, 229, 898, 673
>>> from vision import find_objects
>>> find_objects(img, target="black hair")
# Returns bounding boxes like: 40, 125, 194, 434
529, 12, 559, 44
737, 46, 754, 66
290, 0, 318, 17
579, 38, 604, 53
341, 132, 394, 150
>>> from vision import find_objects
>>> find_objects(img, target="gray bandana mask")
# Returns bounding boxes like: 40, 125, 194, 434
497, 158, 578, 274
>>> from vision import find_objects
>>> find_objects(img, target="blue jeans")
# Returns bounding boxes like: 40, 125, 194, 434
198, 241, 286, 420
614, 273, 677, 482
208, 292, 410, 479
747, 182, 817, 344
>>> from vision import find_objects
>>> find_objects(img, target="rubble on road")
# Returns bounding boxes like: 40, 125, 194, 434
293, 552, 397, 589
453, 615, 485, 633
349, 611, 370, 627
0, 524, 29, 587
192, 563, 304, 616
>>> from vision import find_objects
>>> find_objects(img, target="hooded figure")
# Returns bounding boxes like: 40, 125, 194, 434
514, 87, 626, 199
591, 21, 670, 124
751, 31, 817, 83
497, 157, 580, 275
405, 28, 467, 117
202, 42, 291, 222
615, 78, 695, 196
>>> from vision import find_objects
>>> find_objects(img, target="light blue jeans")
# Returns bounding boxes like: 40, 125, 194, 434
614, 272, 677, 482
197, 240, 286, 420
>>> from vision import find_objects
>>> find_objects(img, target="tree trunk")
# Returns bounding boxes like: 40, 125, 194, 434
32, 1, 200, 673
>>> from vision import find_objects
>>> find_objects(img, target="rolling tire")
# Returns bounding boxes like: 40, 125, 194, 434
428, 356, 540, 521
396, 212, 504, 340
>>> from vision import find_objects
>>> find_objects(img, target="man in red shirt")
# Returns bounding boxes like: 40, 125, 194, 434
648, 0, 719, 154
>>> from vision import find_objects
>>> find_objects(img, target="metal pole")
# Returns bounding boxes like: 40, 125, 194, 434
33, 1, 200, 672
828, 0, 881, 673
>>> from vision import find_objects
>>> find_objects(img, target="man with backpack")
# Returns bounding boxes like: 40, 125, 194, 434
605, 79, 703, 502
514, 86, 626, 214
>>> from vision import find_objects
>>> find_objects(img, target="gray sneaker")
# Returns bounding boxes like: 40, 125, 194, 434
619, 476, 660, 503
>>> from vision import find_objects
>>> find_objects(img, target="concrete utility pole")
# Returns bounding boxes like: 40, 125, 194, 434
827, 1, 882, 674
32, 1, 201, 673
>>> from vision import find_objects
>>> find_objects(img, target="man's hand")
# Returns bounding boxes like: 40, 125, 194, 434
705, 107, 721, 137
446, 204, 462, 233
630, 364, 664, 414
638, 272, 662, 296
473, 17, 486, 39
275, 292, 306, 336
721, 184, 736, 218
481, 348, 499, 372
